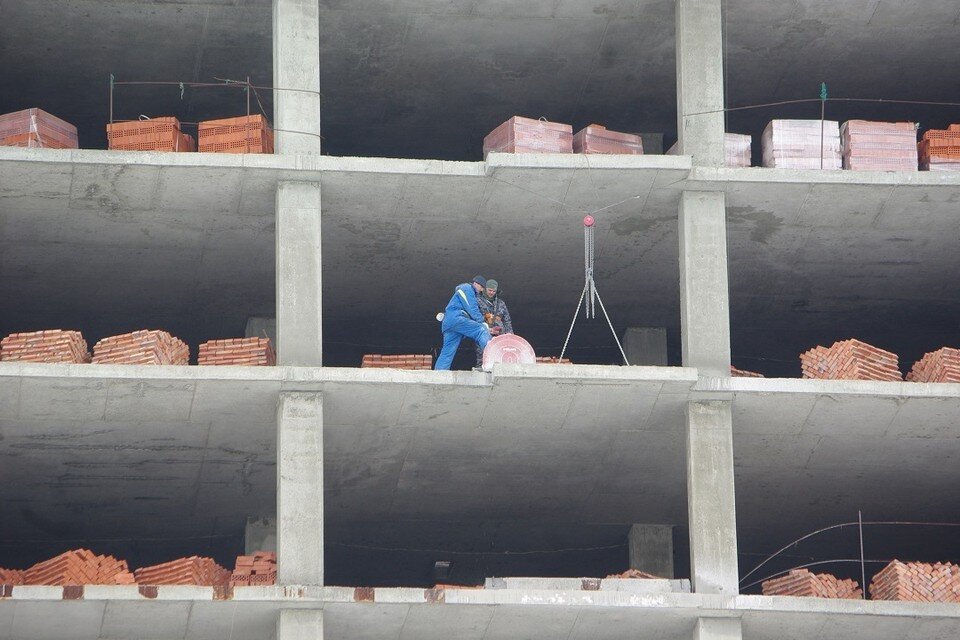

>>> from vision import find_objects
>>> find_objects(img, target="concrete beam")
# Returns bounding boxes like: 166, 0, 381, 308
676, 0, 725, 167
273, 0, 321, 155
686, 401, 738, 596
623, 327, 668, 366
276, 181, 323, 366
277, 392, 324, 585
679, 190, 730, 375
277, 609, 324, 640
628, 524, 674, 578
693, 618, 742, 640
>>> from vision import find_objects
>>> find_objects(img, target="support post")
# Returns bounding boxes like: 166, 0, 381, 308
628, 524, 674, 578
686, 401, 738, 595
276, 181, 322, 366
277, 392, 324, 585
676, 0, 725, 167
273, 0, 322, 155
693, 618, 742, 640
277, 610, 324, 640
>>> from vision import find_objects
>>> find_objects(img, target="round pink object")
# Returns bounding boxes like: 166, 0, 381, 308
583, 215, 595, 227
482, 334, 536, 368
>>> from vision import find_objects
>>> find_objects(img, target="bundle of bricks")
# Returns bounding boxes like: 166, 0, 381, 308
229, 551, 276, 587
730, 365, 763, 378
762, 569, 861, 599
198, 337, 275, 366
198, 114, 274, 154
906, 347, 960, 383
869, 560, 960, 603
535, 356, 573, 364
483, 116, 573, 157
106, 117, 195, 152
0, 330, 91, 363
919, 124, 960, 171
572, 124, 643, 154
92, 330, 190, 365
361, 354, 433, 370
0, 108, 78, 148
606, 569, 663, 579
800, 339, 902, 381
840, 120, 918, 171
134, 556, 231, 586
725, 133, 752, 167
761, 119, 841, 169
0, 568, 25, 585
20, 549, 135, 586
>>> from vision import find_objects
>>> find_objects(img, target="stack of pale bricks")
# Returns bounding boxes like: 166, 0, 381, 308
800, 339, 902, 381
535, 356, 573, 364
761, 119, 842, 169
229, 551, 277, 587
0, 330, 91, 363
92, 330, 190, 365
761, 569, 861, 599
572, 125, 643, 154
869, 560, 960, 603
0, 108, 78, 148
484, 116, 573, 157
906, 347, 960, 383
919, 125, 960, 171
361, 354, 433, 370
198, 337, 275, 366
840, 120, 918, 171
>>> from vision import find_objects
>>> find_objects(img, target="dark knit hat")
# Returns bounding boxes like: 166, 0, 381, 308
472, 275, 487, 286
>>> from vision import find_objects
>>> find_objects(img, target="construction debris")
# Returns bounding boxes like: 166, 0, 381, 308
198, 114, 274, 154
840, 120, 917, 171
800, 339, 902, 381
919, 124, 960, 171
906, 347, 960, 383
92, 330, 190, 365
761, 568, 861, 599
0, 108, 78, 148
869, 560, 960, 603
229, 551, 277, 587
106, 117, 195, 152
572, 124, 643, 155
761, 119, 841, 169
361, 354, 433, 370
21, 549, 135, 586
483, 116, 573, 157
134, 556, 231, 587
0, 330, 91, 363
198, 337, 275, 366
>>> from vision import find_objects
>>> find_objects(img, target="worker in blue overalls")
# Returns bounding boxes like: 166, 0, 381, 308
434, 275, 498, 370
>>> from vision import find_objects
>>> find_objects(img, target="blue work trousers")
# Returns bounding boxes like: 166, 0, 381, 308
435, 313, 491, 370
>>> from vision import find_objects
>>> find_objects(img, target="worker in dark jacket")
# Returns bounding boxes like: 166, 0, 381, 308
435, 275, 495, 370
475, 279, 512, 367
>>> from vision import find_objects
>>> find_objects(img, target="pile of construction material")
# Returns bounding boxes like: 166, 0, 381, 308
869, 560, 960, 603
573, 125, 643, 154
134, 556, 231, 586
0, 550, 135, 586
229, 551, 277, 587
361, 354, 433, 370
906, 347, 960, 383
198, 337, 275, 366
483, 116, 573, 157
606, 569, 663, 579
92, 330, 190, 365
198, 114, 274, 154
0, 108, 78, 148
0, 330, 91, 363
800, 339, 902, 381
840, 120, 917, 171
762, 568, 861, 599
536, 356, 573, 364
919, 125, 960, 171
725, 133, 752, 167
730, 365, 763, 378
761, 119, 841, 169
107, 117, 195, 152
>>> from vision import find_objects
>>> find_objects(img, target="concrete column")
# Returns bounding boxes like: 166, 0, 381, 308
623, 327, 668, 366
678, 190, 730, 376
628, 524, 674, 578
273, 0, 321, 155
693, 618, 742, 640
277, 392, 324, 585
276, 182, 322, 366
676, 0, 725, 167
686, 401, 738, 595
277, 610, 323, 640
245, 516, 277, 555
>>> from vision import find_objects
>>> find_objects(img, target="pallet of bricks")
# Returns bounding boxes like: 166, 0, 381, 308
840, 120, 917, 171
919, 124, 960, 171
906, 347, 960, 383
0, 108, 78, 148
361, 354, 432, 370
106, 117, 195, 152
666, 133, 752, 167
870, 560, 960, 603
198, 114, 273, 154
762, 119, 841, 169
0, 330, 91, 363
92, 330, 189, 365
229, 551, 276, 586
573, 124, 642, 154
800, 339, 901, 381
762, 568, 861, 599
0, 549, 136, 586
134, 556, 231, 586
483, 116, 573, 157
198, 337, 275, 366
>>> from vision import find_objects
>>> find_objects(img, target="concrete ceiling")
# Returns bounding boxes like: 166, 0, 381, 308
2, 1, 959, 159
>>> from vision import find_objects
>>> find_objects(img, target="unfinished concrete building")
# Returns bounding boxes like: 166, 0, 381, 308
1, 0, 960, 638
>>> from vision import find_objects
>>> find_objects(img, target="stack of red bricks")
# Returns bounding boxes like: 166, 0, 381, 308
572, 124, 643, 154
730, 365, 763, 378
606, 569, 663, 579
0, 330, 91, 363
18, 549, 135, 586
906, 347, 960, 383
134, 556, 231, 586
0, 568, 25, 584
92, 330, 189, 365
361, 354, 433, 370
919, 125, 960, 171
198, 114, 274, 154
762, 569, 862, 599
0, 108, 78, 148
800, 339, 902, 381
535, 356, 573, 364
840, 120, 918, 171
229, 551, 277, 586
869, 560, 960, 603
483, 116, 573, 157
198, 337, 275, 366
106, 117, 195, 152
